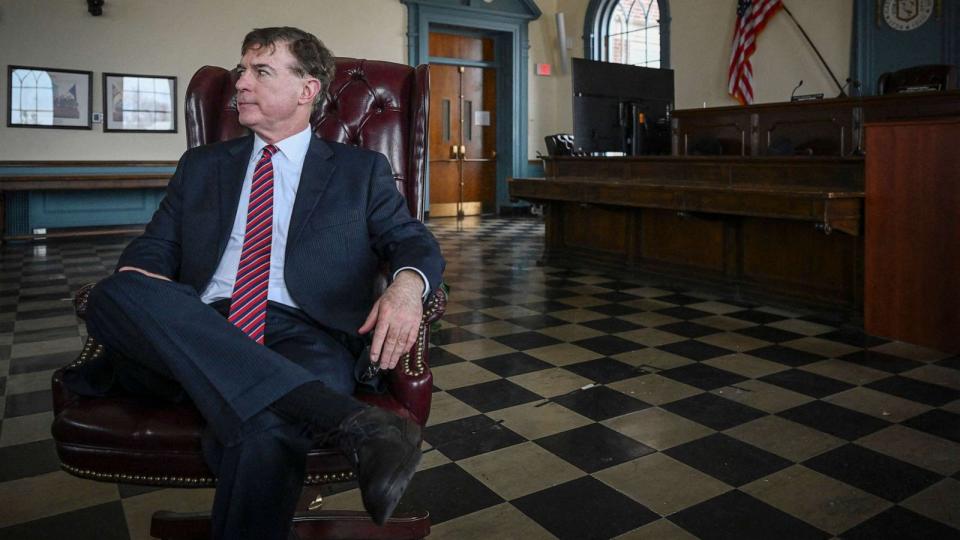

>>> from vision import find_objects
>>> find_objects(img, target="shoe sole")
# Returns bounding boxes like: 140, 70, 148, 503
368, 438, 422, 525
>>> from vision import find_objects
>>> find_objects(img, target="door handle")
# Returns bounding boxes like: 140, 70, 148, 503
451, 144, 459, 159
459, 145, 466, 159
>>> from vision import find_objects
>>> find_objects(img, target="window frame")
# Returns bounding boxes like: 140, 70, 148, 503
102, 72, 178, 133
584, 0, 671, 68
6, 65, 93, 130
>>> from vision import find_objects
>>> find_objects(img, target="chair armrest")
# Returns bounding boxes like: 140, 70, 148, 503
422, 283, 447, 324
74, 282, 96, 319
384, 286, 446, 424
51, 336, 105, 415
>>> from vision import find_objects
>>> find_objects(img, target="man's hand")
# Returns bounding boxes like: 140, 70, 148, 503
358, 270, 424, 371
118, 266, 172, 281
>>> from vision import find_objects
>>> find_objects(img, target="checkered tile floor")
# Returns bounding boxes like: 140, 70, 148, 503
1, 216, 959, 539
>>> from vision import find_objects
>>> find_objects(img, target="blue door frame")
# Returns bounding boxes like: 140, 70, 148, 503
402, 0, 541, 213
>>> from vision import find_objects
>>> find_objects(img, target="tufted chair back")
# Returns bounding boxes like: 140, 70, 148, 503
185, 58, 430, 220
877, 64, 958, 95
544, 133, 582, 157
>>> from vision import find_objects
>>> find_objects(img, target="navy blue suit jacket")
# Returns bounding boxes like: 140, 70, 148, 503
118, 133, 444, 336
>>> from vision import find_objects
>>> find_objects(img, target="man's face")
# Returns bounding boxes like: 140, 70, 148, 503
235, 42, 312, 139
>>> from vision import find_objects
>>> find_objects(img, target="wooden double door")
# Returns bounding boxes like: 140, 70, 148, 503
428, 32, 497, 217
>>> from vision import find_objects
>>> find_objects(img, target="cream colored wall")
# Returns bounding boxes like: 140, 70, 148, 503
0, 0, 852, 163
526, 0, 853, 158
0, 0, 406, 161
528, 0, 559, 161
527, 0, 585, 160
671, 0, 853, 109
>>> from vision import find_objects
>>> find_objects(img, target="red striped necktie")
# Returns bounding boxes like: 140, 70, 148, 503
228, 144, 278, 344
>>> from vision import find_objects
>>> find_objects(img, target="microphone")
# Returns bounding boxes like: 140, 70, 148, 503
790, 80, 804, 100
840, 77, 862, 97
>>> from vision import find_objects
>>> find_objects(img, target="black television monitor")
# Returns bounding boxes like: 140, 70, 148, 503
572, 58, 674, 155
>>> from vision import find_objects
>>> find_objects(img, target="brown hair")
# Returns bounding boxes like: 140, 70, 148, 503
241, 26, 335, 108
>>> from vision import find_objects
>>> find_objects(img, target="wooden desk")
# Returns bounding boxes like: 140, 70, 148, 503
510, 156, 865, 309
672, 91, 960, 157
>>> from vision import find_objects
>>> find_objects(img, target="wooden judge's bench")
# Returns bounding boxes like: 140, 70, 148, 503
510, 91, 960, 353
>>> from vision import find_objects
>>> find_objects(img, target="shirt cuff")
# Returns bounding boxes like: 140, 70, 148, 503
393, 267, 430, 300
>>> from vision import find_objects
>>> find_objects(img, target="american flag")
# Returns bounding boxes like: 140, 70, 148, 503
727, 0, 783, 105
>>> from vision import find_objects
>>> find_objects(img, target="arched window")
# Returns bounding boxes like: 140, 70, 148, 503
585, 0, 670, 68
11, 69, 54, 125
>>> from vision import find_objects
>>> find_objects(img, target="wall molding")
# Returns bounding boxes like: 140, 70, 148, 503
1, 160, 174, 237
0, 161, 178, 167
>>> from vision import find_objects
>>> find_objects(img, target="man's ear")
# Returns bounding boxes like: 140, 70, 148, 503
300, 79, 321, 106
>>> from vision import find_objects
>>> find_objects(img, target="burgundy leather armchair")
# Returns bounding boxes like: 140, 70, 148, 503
51, 59, 442, 540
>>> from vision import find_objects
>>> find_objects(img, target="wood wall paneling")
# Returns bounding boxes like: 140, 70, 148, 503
672, 91, 960, 157
428, 32, 494, 62
865, 118, 960, 353
560, 203, 628, 255
517, 93, 959, 315
510, 154, 865, 310
640, 210, 725, 272
754, 102, 855, 157
740, 218, 858, 304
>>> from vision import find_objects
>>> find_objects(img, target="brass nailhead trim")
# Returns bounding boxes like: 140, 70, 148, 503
304, 470, 356, 485
63, 461, 355, 487
400, 292, 444, 376
60, 463, 217, 487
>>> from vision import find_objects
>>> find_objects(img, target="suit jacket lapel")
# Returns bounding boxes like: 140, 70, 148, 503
216, 136, 253, 261
286, 135, 336, 254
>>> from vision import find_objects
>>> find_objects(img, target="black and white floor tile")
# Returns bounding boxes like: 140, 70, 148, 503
1, 216, 958, 539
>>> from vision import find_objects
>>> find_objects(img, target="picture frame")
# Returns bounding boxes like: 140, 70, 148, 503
7, 65, 93, 129
103, 72, 177, 133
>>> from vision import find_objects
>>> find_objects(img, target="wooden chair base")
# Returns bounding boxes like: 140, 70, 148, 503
150, 510, 431, 540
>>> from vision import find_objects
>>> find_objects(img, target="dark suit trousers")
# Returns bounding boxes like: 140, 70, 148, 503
81, 271, 366, 540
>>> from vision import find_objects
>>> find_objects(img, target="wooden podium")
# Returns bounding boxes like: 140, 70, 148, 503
865, 117, 960, 353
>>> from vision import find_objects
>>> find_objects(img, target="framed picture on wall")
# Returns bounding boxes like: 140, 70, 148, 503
103, 72, 177, 133
7, 65, 93, 129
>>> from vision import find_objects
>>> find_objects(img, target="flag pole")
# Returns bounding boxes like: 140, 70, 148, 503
781, 3, 847, 97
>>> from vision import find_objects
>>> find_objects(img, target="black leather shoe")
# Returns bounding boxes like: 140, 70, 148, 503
337, 407, 422, 525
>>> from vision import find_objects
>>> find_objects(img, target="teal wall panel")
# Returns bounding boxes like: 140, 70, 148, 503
4, 192, 30, 236
28, 189, 164, 229
526, 160, 544, 177
1, 163, 173, 235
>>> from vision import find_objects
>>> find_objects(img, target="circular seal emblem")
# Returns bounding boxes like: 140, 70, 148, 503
882, 0, 934, 31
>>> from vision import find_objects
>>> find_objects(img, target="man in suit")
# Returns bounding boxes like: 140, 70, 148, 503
65, 26, 443, 540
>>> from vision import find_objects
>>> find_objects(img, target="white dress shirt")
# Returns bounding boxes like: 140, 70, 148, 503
201, 126, 429, 308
